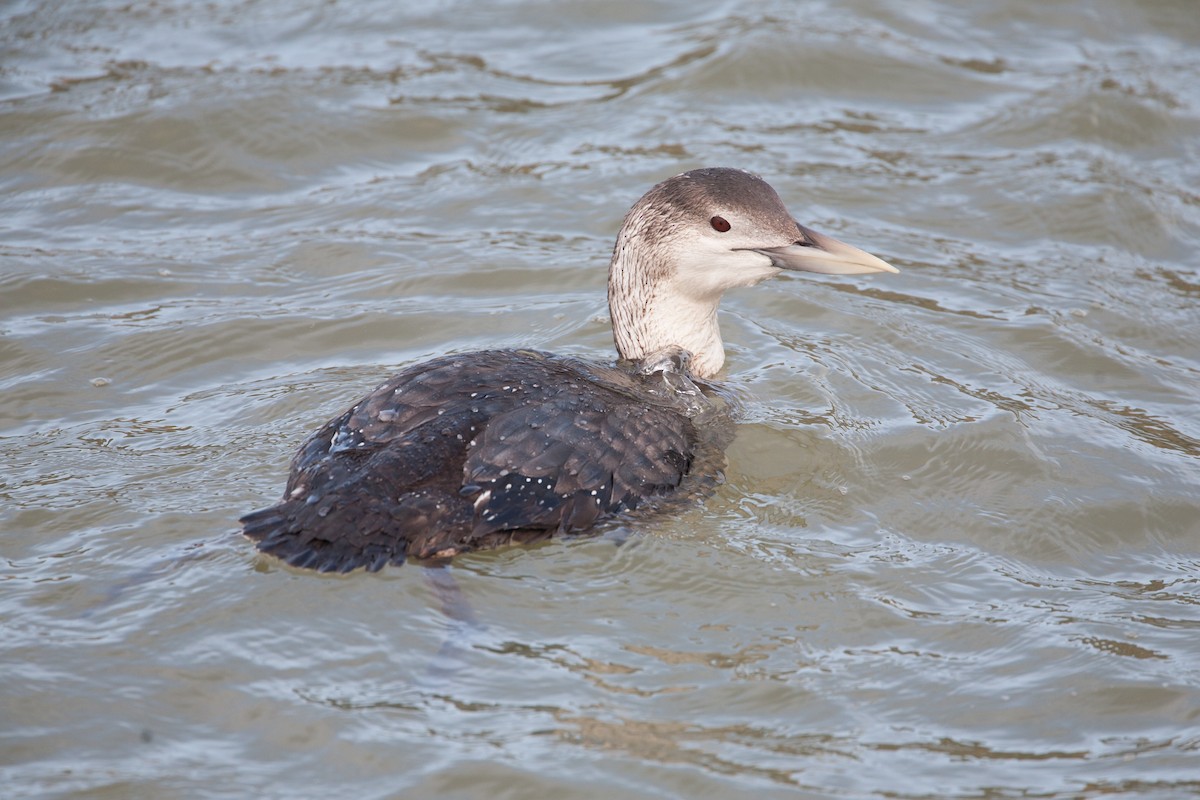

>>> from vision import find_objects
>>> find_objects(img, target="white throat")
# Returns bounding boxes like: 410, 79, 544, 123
610, 282, 727, 378
604, 217, 782, 376
607, 228, 765, 379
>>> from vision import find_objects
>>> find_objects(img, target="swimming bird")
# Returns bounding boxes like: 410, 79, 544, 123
241, 167, 897, 572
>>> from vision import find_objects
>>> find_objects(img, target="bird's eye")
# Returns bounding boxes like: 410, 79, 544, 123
710, 216, 731, 233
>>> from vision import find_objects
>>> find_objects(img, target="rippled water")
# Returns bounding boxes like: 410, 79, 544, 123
3, 0, 1199, 797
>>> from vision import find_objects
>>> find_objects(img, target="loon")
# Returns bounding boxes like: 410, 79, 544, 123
241, 167, 898, 572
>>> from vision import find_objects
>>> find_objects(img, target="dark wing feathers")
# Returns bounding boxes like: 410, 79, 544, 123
242, 350, 710, 572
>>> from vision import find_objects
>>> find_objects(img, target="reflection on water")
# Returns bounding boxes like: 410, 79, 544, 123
2, 0, 1199, 797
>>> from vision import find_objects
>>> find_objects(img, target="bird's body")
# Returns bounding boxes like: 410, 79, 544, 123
242, 167, 897, 571
242, 348, 734, 571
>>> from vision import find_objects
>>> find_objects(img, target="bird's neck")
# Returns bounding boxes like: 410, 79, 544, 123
607, 236, 726, 378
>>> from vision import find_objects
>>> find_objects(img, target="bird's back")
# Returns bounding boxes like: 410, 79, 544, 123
241, 349, 732, 572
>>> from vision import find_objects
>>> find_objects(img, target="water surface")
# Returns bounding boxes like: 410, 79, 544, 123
3, 0, 1199, 797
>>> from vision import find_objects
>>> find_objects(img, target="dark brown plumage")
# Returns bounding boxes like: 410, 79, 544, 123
242, 350, 732, 572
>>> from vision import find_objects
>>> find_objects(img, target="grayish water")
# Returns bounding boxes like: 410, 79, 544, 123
3, 0, 1199, 797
